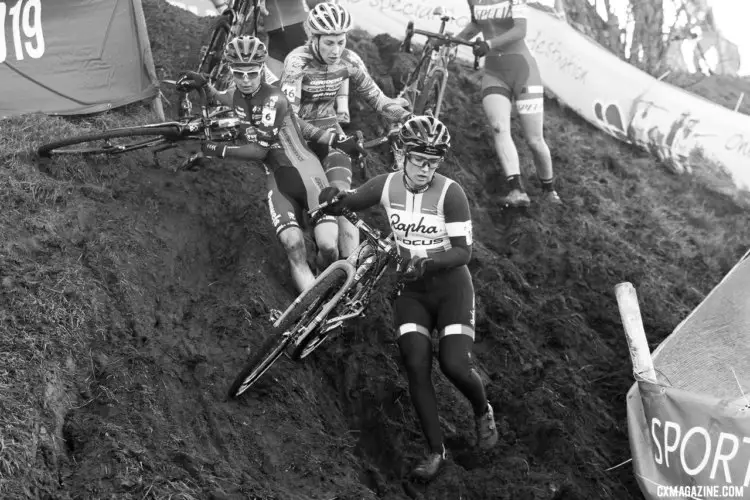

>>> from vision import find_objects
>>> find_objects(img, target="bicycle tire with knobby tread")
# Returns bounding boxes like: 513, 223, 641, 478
227, 267, 348, 398
292, 255, 388, 360
37, 126, 180, 157
193, 15, 231, 76
413, 70, 445, 117
287, 267, 348, 360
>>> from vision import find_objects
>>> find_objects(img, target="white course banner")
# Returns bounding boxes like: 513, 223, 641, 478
339, 0, 750, 192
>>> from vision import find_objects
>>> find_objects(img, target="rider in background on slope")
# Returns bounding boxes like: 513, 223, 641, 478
280, 2, 412, 261
316, 115, 499, 481
178, 36, 360, 293
456, 0, 561, 207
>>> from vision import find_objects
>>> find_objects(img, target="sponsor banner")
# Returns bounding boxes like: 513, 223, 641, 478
1, 0, 159, 118
628, 381, 750, 500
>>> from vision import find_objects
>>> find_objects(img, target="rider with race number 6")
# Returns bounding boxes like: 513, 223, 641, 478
178, 35, 360, 293
317, 115, 498, 481
280, 2, 412, 261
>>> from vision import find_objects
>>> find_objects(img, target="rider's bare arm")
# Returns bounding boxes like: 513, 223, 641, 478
427, 182, 472, 270
279, 52, 305, 115
487, 1, 528, 50
455, 20, 482, 41
336, 174, 389, 211
345, 51, 410, 124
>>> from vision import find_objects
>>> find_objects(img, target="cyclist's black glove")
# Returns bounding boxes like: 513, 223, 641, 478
177, 71, 209, 91
401, 256, 432, 282
329, 133, 360, 156
201, 141, 228, 159
472, 40, 491, 58
318, 186, 347, 216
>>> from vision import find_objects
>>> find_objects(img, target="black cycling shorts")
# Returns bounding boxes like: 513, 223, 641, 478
393, 265, 476, 340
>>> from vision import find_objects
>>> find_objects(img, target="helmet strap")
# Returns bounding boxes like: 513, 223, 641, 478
311, 36, 326, 64
402, 166, 431, 194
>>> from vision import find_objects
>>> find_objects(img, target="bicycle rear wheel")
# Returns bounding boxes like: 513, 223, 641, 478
194, 15, 231, 76
227, 267, 348, 398
37, 125, 180, 157
413, 70, 445, 117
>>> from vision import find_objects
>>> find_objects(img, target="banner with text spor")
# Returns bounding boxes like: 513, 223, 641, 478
337, 0, 750, 192
627, 382, 750, 500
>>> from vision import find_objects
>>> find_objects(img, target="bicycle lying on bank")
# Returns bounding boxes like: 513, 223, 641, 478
398, 6, 481, 119
37, 82, 241, 169
227, 199, 405, 398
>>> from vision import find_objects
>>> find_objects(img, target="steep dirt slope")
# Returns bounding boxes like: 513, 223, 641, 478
2, 1, 750, 499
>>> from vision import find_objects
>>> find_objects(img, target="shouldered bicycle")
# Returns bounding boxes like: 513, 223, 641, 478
398, 6, 481, 119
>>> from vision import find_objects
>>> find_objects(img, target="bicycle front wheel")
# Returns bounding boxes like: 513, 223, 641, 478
413, 70, 445, 117
38, 125, 180, 157
227, 267, 348, 398
288, 267, 349, 361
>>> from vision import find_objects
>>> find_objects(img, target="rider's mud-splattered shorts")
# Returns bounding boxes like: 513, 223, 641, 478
308, 141, 353, 191
393, 265, 476, 340
481, 52, 544, 115
264, 147, 336, 236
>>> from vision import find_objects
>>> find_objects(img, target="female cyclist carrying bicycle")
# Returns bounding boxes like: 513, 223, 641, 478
279, 2, 411, 260
457, 0, 561, 207
317, 115, 498, 481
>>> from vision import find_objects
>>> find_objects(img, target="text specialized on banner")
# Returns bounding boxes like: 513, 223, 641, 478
1, 0, 45, 63
725, 134, 750, 159
340, 0, 472, 30
526, 30, 589, 83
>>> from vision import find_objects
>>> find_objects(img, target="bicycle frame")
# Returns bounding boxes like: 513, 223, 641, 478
149, 83, 244, 164
399, 11, 478, 119
273, 206, 401, 340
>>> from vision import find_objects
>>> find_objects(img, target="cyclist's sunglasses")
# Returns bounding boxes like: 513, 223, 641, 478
230, 67, 262, 79
406, 153, 443, 169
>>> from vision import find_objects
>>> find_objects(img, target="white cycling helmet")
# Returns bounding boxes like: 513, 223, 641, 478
224, 35, 268, 66
399, 115, 451, 156
305, 2, 353, 37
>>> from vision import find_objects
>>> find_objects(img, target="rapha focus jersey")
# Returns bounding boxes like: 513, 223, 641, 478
467, 0, 530, 55
381, 172, 472, 261
332, 171, 473, 263
279, 45, 410, 132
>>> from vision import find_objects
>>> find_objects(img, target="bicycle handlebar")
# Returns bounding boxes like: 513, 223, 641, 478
309, 200, 403, 265
403, 22, 481, 70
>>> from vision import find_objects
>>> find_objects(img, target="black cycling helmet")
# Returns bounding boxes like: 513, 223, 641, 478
399, 115, 451, 156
